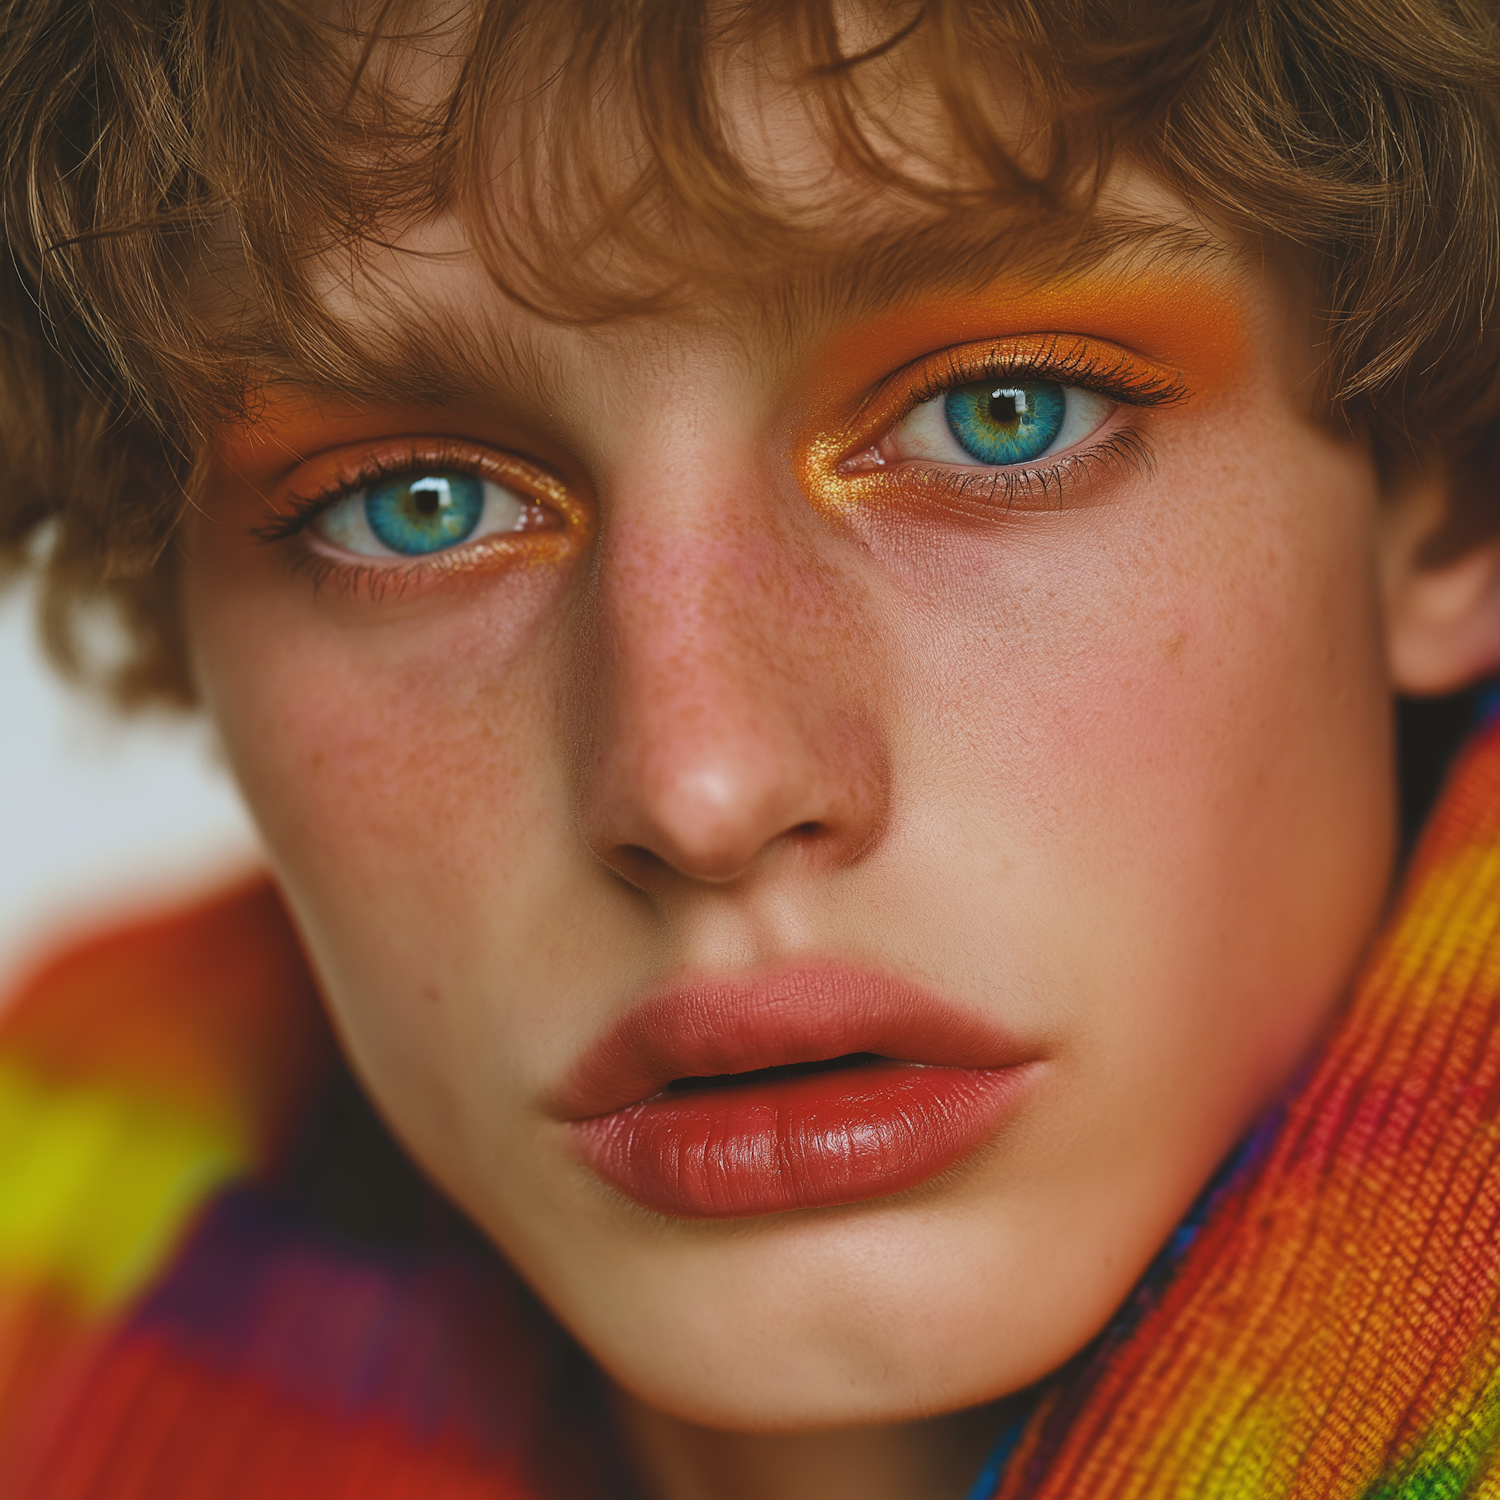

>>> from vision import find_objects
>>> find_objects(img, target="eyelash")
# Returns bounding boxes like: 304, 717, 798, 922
861, 337, 1186, 511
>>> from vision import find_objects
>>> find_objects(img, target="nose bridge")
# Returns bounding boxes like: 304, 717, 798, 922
572, 444, 886, 887
610, 501, 794, 739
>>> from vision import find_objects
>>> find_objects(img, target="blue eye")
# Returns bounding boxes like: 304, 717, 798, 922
889, 378, 1114, 470
367, 472, 483, 554
943, 381, 1065, 465
314, 470, 530, 558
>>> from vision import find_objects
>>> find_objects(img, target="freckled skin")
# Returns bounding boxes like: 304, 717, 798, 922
185, 200, 1419, 1494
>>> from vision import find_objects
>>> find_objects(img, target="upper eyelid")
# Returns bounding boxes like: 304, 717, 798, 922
868, 336, 1188, 422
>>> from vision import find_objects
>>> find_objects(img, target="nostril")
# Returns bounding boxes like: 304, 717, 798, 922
613, 844, 672, 879
605, 839, 732, 894
606, 820, 826, 889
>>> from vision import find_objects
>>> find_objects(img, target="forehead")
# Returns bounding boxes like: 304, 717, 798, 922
208, 9, 1251, 419
262, 168, 1243, 424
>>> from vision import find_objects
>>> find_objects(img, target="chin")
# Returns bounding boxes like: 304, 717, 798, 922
467, 1130, 1157, 1433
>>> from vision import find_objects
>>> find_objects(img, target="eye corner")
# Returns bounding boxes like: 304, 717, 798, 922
249, 499, 323, 548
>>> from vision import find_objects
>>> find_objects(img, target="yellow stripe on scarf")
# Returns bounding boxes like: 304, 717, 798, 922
0, 1059, 247, 1314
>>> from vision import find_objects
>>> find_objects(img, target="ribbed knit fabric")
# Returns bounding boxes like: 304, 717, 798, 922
990, 716, 1500, 1498
3, 717, 1500, 1497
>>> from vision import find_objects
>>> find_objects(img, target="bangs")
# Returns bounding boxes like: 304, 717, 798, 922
0, 0, 1235, 420
14, 0, 1494, 416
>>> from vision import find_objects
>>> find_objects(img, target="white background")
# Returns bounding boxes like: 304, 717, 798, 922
0, 580, 261, 1000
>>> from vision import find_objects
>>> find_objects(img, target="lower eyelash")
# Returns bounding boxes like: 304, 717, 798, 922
284, 548, 426, 602
906, 427, 1156, 513
285, 536, 529, 602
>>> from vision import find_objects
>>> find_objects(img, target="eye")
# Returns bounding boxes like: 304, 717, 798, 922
314, 469, 538, 558
891, 379, 1115, 468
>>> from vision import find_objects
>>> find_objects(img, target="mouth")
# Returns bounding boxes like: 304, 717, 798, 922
562, 968, 1039, 1219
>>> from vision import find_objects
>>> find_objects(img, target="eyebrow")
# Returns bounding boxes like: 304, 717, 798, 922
254, 209, 1235, 414
768, 213, 1235, 343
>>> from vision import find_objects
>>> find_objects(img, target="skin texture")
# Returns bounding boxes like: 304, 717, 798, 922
181, 168, 1500, 1498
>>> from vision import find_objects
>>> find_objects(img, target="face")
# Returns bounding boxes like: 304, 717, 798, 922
182, 165, 1406, 1431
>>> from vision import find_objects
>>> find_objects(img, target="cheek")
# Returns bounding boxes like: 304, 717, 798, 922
866, 396, 1392, 1170
180, 547, 597, 1129
191, 586, 547, 857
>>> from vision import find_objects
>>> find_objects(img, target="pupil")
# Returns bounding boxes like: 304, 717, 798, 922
411, 479, 445, 518
988, 389, 1031, 428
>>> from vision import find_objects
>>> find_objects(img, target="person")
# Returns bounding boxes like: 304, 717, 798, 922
3, 1, 1500, 1495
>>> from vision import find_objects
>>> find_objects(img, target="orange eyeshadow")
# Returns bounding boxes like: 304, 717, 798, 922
799, 274, 1248, 410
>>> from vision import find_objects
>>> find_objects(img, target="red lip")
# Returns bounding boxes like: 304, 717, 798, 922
561, 966, 1039, 1218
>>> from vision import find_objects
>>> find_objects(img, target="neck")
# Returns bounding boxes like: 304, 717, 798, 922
613, 1387, 1001, 1500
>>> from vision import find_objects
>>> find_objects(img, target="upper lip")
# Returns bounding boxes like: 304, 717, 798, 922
555, 963, 1036, 1119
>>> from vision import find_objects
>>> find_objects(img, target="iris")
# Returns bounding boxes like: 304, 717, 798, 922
364, 472, 484, 555
943, 381, 1066, 465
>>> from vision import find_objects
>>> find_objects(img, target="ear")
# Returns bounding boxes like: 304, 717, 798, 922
1383, 464, 1500, 695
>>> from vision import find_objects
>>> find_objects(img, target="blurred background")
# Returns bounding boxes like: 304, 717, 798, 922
0, 579, 261, 1002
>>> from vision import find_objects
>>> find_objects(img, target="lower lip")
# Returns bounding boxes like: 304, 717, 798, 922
573, 1060, 1031, 1218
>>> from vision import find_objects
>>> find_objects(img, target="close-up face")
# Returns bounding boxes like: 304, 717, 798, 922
182, 156, 1416, 1436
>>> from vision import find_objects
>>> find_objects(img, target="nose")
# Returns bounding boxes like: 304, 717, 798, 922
572, 487, 888, 890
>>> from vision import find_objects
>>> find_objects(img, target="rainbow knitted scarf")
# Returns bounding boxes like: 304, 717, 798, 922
988, 712, 1500, 1500
4, 721, 1500, 1497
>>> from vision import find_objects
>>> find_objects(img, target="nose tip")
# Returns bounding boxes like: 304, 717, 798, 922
653, 764, 777, 879
577, 637, 888, 892
605, 758, 837, 886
